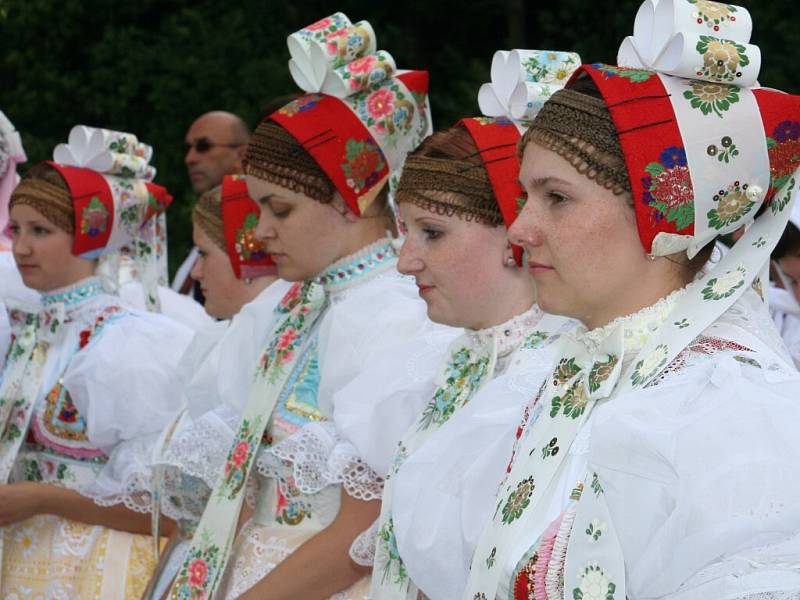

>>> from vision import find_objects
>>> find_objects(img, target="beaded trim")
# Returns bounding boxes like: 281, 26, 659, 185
41, 277, 104, 308
315, 237, 397, 293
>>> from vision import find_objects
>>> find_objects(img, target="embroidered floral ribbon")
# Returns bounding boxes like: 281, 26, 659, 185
49, 125, 171, 311
0, 301, 65, 576
0, 109, 26, 240
168, 281, 326, 600
462, 327, 625, 599
0, 301, 66, 482
53, 125, 156, 181
370, 336, 499, 600
618, 0, 758, 87
478, 49, 581, 127
288, 13, 396, 98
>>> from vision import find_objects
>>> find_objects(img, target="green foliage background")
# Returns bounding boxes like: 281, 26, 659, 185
1, 0, 797, 274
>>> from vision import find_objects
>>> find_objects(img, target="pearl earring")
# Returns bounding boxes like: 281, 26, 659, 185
504, 256, 517, 268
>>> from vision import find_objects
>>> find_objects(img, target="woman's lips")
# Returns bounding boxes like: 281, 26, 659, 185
527, 261, 553, 277
417, 284, 434, 297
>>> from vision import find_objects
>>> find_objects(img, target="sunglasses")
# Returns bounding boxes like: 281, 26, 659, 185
183, 137, 243, 154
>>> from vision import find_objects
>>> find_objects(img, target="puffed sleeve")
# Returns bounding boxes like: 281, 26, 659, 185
392, 349, 556, 600
64, 311, 194, 508
117, 281, 214, 331
590, 354, 800, 598
318, 274, 461, 482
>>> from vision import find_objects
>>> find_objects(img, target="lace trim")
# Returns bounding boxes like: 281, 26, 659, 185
349, 518, 379, 567
578, 285, 687, 354
314, 237, 397, 293
256, 422, 384, 502
468, 303, 544, 358
157, 407, 240, 488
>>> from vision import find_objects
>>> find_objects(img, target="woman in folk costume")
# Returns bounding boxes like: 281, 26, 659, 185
459, 2, 800, 599
0, 111, 37, 366
368, 49, 581, 600
125, 175, 291, 600
769, 202, 800, 366
190, 174, 283, 320
0, 131, 195, 599
160, 13, 457, 600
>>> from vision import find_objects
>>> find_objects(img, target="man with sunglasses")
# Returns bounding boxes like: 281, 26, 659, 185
184, 110, 250, 194
173, 111, 250, 296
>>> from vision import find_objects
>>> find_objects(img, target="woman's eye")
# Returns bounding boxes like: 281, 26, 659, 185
8, 225, 19, 235
268, 204, 291, 218
423, 228, 442, 241
33, 226, 50, 236
548, 191, 568, 205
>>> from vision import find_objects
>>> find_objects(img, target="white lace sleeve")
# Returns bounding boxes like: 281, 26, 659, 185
255, 421, 384, 501
349, 518, 379, 567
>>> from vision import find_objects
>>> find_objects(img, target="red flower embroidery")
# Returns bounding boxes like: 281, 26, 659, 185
306, 17, 333, 31
79, 330, 91, 349
278, 329, 297, 350
188, 558, 209, 588
349, 54, 377, 75
231, 440, 250, 468
367, 88, 395, 118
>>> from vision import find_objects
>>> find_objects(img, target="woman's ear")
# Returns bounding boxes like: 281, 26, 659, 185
331, 192, 360, 223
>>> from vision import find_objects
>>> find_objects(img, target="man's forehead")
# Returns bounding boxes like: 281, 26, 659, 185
185, 115, 233, 140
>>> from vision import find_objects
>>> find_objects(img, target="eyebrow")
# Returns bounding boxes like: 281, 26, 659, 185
519, 176, 573, 189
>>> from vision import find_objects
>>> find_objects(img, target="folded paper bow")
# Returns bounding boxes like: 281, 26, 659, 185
288, 13, 396, 98
53, 126, 156, 181
478, 49, 581, 125
618, 0, 759, 87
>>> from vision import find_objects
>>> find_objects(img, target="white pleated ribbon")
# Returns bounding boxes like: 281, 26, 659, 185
53, 125, 156, 180
478, 49, 581, 124
287, 12, 396, 98
618, 0, 759, 87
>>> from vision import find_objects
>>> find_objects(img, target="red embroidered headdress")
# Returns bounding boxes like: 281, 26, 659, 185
250, 12, 432, 216
220, 174, 275, 279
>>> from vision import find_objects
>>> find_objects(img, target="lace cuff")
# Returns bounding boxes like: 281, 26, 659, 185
255, 421, 384, 501
157, 406, 240, 488
79, 433, 156, 515
349, 518, 379, 567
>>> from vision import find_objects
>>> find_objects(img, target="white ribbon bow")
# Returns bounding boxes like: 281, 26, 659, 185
287, 12, 396, 98
0, 110, 26, 170
618, 0, 759, 87
53, 125, 156, 180
478, 49, 581, 124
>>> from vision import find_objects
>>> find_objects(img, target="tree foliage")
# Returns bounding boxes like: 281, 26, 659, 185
1, 0, 796, 273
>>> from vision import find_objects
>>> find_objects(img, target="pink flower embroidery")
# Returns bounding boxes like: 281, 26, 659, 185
349, 54, 376, 75
325, 29, 348, 55
367, 89, 395, 118
278, 329, 297, 350
188, 558, 208, 588
231, 440, 250, 468
281, 350, 295, 364
306, 17, 332, 31
282, 284, 301, 306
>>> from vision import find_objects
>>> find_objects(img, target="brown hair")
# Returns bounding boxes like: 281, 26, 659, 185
243, 117, 389, 212
396, 124, 502, 226
522, 77, 715, 278
192, 184, 226, 250
9, 163, 74, 233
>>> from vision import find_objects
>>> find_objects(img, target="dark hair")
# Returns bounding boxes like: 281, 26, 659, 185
244, 118, 389, 211
774, 222, 800, 259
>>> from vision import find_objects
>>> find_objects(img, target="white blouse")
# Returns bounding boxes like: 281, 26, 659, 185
0, 277, 194, 510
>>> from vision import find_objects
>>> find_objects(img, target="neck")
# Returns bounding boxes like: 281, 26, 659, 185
583, 277, 685, 331
468, 274, 537, 330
